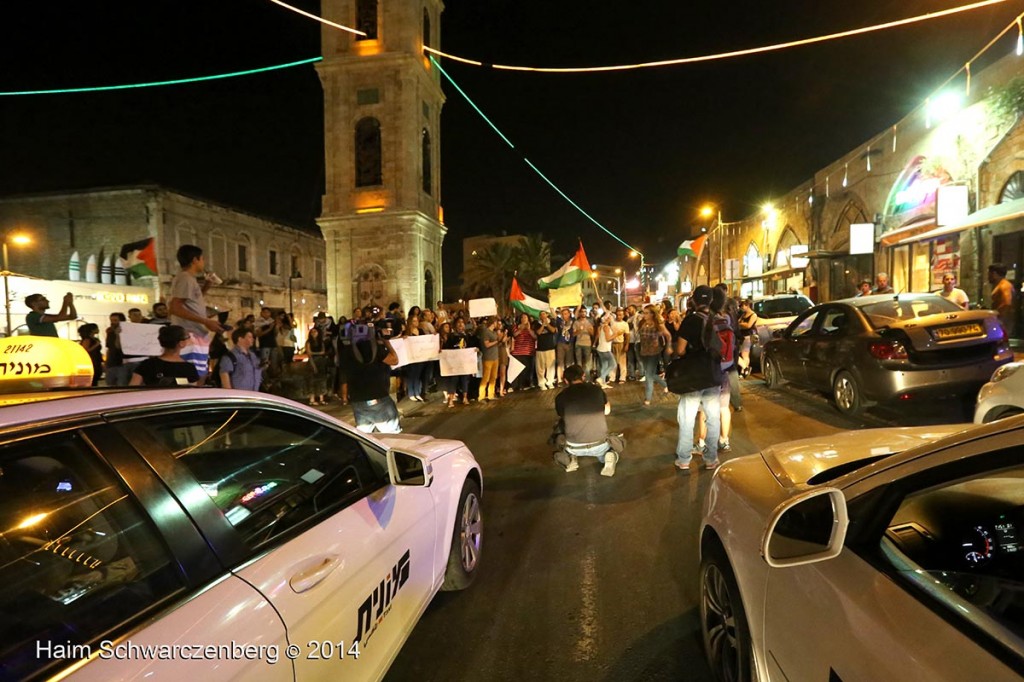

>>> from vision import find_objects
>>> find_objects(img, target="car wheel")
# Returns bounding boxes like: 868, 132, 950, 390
700, 543, 753, 682
832, 370, 863, 416
441, 478, 482, 591
762, 355, 780, 388
986, 407, 1024, 423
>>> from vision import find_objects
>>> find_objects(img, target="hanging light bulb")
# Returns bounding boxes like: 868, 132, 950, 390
892, 125, 897, 153
826, 175, 830, 198
842, 163, 849, 188
866, 146, 872, 172
808, 193, 814, 205
1017, 17, 1023, 56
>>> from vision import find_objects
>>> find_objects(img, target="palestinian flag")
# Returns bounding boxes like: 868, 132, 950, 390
120, 237, 158, 278
510, 277, 550, 318
677, 235, 707, 259
538, 242, 591, 290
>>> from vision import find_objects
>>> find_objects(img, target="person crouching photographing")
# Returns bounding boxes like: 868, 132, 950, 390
553, 364, 624, 477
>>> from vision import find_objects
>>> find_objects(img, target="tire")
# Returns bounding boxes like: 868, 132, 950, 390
441, 478, 482, 591
762, 355, 781, 388
700, 542, 753, 682
832, 370, 864, 416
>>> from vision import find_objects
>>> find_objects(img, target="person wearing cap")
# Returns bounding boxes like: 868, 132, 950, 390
129, 325, 200, 387
855, 280, 872, 297
673, 284, 722, 473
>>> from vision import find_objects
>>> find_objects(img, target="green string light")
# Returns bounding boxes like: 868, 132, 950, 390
0, 57, 323, 96
429, 56, 639, 254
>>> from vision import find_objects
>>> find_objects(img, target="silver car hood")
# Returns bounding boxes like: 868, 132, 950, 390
761, 425, 968, 487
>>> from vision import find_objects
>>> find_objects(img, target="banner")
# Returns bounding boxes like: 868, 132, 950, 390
440, 348, 478, 376
507, 355, 526, 384
548, 283, 582, 309
468, 297, 497, 318
388, 338, 411, 367
406, 334, 440, 362
119, 322, 162, 357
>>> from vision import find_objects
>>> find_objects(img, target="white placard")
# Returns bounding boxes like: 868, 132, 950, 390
468, 298, 497, 318
119, 321, 162, 357
406, 334, 440, 362
507, 355, 526, 383
388, 338, 412, 367
548, 283, 582, 309
849, 223, 875, 255
440, 348, 478, 376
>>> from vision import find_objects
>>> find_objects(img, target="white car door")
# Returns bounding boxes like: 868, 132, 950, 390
762, 434, 1024, 680
130, 407, 438, 682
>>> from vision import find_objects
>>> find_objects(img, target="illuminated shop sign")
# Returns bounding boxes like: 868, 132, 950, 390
884, 155, 953, 216
82, 291, 150, 304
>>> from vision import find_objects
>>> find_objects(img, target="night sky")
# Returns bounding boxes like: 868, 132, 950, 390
2, 0, 1020, 281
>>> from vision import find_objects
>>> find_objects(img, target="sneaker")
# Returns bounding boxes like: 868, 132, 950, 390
691, 439, 707, 456
675, 461, 692, 474
601, 451, 619, 477
718, 439, 731, 452
704, 459, 720, 470
565, 456, 579, 473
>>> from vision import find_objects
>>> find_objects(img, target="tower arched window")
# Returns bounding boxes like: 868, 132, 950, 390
421, 128, 432, 194
424, 269, 435, 306
1000, 170, 1024, 203
423, 9, 431, 49
356, 0, 378, 41
355, 117, 382, 187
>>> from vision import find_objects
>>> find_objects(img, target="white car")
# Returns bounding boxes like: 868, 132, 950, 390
748, 294, 814, 368
0, 387, 483, 681
975, 362, 1024, 423
700, 422, 1024, 681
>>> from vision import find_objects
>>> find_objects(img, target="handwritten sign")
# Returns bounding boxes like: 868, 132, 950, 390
468, 298, 497, 319
119, 322, 162, 357
406, 334, 440, 363
548, 284, 582, 309
440, 348, 478, 376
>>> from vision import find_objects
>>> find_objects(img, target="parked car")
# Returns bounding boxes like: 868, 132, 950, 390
700, 420, 1024, 681
975, 361, 1024, 423
0, 343, 483, 682
748, 294, 814, 368
761, 293, 1013, 415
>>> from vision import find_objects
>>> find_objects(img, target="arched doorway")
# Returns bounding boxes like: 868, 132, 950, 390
424, 269, 435, 307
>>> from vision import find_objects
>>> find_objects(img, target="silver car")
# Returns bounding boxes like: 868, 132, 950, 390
762, 293, 1013, 415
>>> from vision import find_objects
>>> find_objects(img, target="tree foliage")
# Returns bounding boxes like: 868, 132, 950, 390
460, 234, 551, 312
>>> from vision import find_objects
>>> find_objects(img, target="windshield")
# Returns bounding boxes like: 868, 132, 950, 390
859, 295, 961, 329
753, 297, 812, 319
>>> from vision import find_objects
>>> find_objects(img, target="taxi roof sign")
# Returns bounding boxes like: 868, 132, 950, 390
0, 336, 94, 392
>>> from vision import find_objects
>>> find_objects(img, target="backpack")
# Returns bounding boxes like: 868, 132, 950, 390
207, 349, 238, 388
665, 310, 723, 394
712, 313, 735, 366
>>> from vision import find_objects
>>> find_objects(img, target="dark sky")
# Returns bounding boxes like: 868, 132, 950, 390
2, 0, 1020, 280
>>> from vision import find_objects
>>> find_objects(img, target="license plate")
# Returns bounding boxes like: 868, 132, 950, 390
933, 323, 983, 339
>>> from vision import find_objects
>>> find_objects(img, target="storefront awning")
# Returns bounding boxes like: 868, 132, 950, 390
897, 196, 1024, 244
801, 249, 845, 259
878, 216, 936, 246
742, 265, 802, 282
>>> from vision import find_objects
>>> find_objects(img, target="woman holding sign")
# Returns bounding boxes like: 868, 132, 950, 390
403, 315, 428, 402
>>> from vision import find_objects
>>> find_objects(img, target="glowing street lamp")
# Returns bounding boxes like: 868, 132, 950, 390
2, 232, 32, 336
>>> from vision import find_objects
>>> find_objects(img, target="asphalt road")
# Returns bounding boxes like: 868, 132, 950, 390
318, 375, 971, 682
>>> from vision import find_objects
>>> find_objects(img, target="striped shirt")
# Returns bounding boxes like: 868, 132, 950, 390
512, 328, 536, 356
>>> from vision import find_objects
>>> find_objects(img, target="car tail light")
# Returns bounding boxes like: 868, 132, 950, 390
869, 340, 908, 360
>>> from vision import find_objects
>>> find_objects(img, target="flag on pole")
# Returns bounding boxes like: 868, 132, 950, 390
538, 242, 591, 290
510, 277, 550, 318
677, 235, 707, 259
119, 237, 158, 278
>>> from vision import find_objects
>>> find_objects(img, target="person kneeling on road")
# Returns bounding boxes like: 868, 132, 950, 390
553, 364, 623, 477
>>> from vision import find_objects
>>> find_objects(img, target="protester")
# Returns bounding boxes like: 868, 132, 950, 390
938, 273, 969, 309
510, 313, 537, 392
534, 311, 557, 390
736, 299, 758, 378
168, 244, 223, 377
637, 304, 671, 406
403, 315, 428, 402
104, 313, 129, 386
129, 325, 200, 387
553, 364, 620, 477
572, 307, 594, 377
627, 305, 643, 382
477, 316, 501, 401
710, 288, 737, 452
277, 312, 297, 364
554, 308, 574, 385
670, 285, 722, 473
444, 318, 475, 406
348, 333, 402, 433
611, 308, 629, 383
255, 307, 278, 365
989, 263, 1017, 336
218, 328, 262, 391
149, 302, 171, 324
496, 319, 511, 397
77, 323, 103, 386
24, 292, 76, 337
595, 313, 616, 388
127, 308, 144, 324
305, 325, 330, 404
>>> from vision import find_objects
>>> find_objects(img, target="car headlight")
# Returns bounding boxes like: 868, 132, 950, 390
990, 362, 1023, 383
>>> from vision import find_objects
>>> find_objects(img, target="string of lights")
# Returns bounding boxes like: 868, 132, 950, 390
266, 0, 365, 36
429, 56, 640, 254
0, 57, 323, 96
421, 0, 1007, 73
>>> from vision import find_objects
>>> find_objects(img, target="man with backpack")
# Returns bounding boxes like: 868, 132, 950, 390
218, 328, 262, 391
710, 288, 737, 452
666, 285, 723, 473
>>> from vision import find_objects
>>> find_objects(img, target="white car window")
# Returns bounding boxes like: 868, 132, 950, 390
881, 463, 1024, 652
136, 409, 389, 550
0, 431, 185, 680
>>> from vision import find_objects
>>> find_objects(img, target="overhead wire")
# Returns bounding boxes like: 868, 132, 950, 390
266, 0, 365, 36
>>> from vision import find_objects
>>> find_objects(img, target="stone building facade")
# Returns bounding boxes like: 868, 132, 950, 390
0, 186, 328, 336
316, 0, 446, 317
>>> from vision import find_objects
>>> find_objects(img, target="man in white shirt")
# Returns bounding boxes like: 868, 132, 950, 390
938, 273, 969, 309
168, 244, 224, 378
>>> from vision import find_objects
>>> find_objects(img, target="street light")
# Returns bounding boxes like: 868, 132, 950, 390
629, 249, 647, 294
591, 263, 625, 308
2, 233, 31, 337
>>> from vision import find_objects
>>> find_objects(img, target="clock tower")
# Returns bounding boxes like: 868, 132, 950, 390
317, 0, 446, 315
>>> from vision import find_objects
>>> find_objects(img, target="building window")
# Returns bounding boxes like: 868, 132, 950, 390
269, 250, 279, 276
357, 88, 379, 106
356, 0, 377, 41
241, 296, 253, 309
291, 254, 301, 278
314, 258, 324, 289
424, 269, 434, 305
238, 243, 248, 273
1000, 170, 1024, 203
423, 8, 431, 49
355, 118, 382, 187
422, 128, 432, 194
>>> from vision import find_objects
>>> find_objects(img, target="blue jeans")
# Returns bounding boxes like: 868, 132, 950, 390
641, 355, 667, 401
104, 365, 131, 387
566, 440, 611, 461
597, 350, 615, 383
406, 362, 425, 398
676, 386, 721, 466
352, 397, 402, 433
628, 343, 643, 379
574, 345, 592, 374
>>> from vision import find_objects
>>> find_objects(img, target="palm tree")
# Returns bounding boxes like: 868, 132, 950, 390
514, 233, 552, 287
461, 242, 517, 312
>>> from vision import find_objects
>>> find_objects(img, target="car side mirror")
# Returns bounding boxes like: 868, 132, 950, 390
387, 449, 433, 488
761, 488, 848, 568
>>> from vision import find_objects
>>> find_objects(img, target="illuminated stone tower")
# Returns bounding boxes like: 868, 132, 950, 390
317, 0, 446, 314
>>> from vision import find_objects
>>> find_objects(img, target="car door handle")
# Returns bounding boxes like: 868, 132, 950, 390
289, 555, 342, 593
